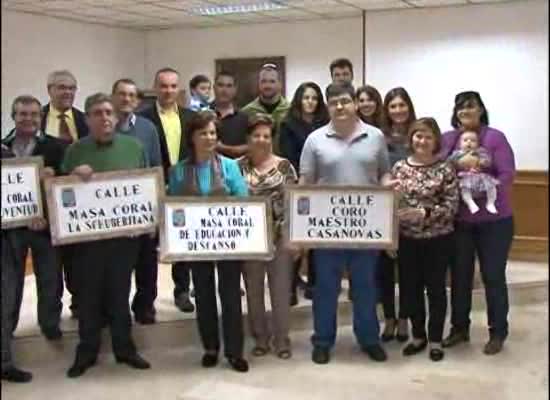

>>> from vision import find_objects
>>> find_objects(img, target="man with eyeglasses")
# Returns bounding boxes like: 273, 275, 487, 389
2, 95, 65, 342
42, 70, 88, 143
2, 144, 33, 383
242, 63, 290, 155
41, 70, 89, 321
299, 83, 398, 365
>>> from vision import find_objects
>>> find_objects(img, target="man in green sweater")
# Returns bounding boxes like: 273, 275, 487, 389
241, 63, 290, 155
63, 93, 150, 378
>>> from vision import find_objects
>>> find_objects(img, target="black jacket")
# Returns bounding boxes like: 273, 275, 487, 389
2, 132, 66, 175
139, 104, 195, 179
41, 104, 88, 139
279, 116, 328, 175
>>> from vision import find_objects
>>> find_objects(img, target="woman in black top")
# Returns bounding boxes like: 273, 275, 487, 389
379, 87, 417, 343
279, 82, 329, 303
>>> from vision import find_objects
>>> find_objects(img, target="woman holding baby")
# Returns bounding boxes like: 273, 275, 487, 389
440, 91, 516, 356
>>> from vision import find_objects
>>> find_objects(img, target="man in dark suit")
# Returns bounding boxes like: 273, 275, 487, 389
139, 67, 195, 313
41, 70, 88, 142
41, 70, 88, 319
1, 144, 33, 383
2, 95, 65, 341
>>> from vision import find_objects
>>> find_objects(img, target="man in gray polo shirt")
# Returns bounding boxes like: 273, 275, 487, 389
112, 78, 162, 325
300, 83, 396, 365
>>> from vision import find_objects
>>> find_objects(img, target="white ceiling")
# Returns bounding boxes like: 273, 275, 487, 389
2, 0, 520, 31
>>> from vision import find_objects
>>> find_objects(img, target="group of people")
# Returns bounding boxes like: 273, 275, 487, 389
1, 57, 516, 384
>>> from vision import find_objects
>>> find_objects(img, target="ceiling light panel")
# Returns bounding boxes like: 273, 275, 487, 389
188, 1, 289, 16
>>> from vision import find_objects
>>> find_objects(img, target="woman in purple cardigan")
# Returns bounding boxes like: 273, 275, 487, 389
440, 91, 516, 355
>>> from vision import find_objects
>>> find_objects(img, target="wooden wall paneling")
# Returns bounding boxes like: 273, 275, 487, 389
509, 170, 548, 262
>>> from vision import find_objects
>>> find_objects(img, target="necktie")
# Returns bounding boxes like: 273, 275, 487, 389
58, 113, 73, 143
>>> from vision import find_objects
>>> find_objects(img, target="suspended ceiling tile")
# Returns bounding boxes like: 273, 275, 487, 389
119, 2, 173, 14
79, 0, 141, 6
154, 0, 212, 12
258, 8, 321, 18
287, 0, 345, 6
408, 0, 468, 6
344, 0, 412, 10
73, 6, 123, 17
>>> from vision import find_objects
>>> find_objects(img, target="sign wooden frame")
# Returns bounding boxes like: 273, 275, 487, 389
284, 184, 399, 250
44, 167, 164, 245
159, 196, 274, 263
1, 156, 45, 229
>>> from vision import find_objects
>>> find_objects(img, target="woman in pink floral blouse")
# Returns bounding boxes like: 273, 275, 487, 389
392, 117, 459, 362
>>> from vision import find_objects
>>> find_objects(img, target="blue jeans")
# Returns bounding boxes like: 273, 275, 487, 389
311, 249, 380, 349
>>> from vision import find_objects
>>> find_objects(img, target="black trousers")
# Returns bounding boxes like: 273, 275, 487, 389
188, 260, 244, 358
2, 233, 20, 371
74, 238, 139, 361
449, 217, 514, 339
377, 251, 407, 320
131, 235, 158, 313
172, 263, 191, 298
291, 250, 315, 292
12, 229, 62, 333
399, 234, 452, 343
60, 244, 78, 312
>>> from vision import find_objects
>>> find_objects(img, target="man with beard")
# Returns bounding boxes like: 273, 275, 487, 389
242, 64, 290, 155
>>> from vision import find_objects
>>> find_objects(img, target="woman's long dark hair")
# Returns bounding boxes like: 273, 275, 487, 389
451, 91, 490, 129
184, 110, 219, 164
382, 87, 417, 135
287, 82, 329, 124
356, 85, 385, 129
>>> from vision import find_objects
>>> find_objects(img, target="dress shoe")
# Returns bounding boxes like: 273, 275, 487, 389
295, 275, 307, 290
2, 367, 33, 383
396, 333, 409, 342
134, 310, 156, 325
362, 344, 388, 362
403, 340, 428, 356
483, 337, 504, 355
42, 326, 63, 341
311, 347, 330, 364
70, 308, 79, 320
442, 330, 470, 348
303, 287, 313, 300
67, 358, 96, 378
290, 293, 298, 306
116, 354, 151, 369
429, 348, 445, 361
201, 353, 218, 368
175, 293, 195, 313
396, 319, 409, 342
227, 357, 249, 372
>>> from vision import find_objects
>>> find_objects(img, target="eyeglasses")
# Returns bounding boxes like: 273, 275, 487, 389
15, 111, 41, 118
55, 84, 77, 92
327, 98, 354, 107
